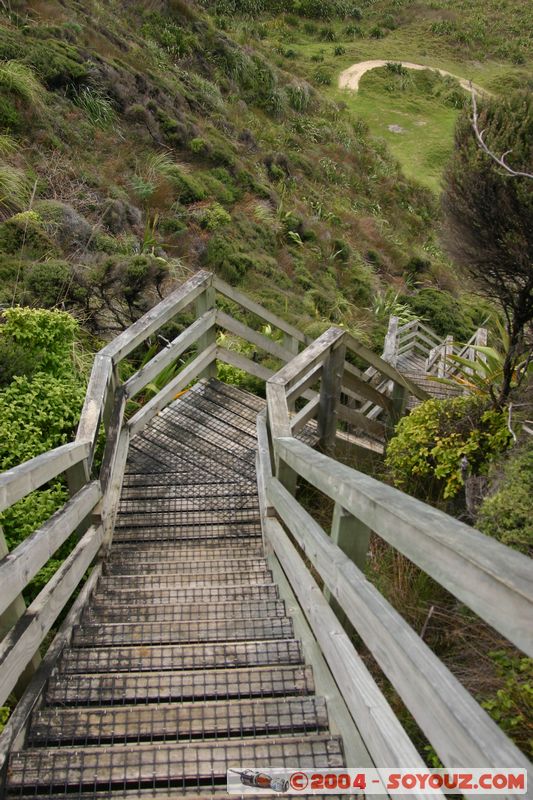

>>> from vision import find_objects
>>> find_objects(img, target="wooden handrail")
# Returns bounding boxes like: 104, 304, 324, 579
213, 276, 306, 345
273, 436, 533, 657
0, 441, 91, 514
100, 270, 212, 364
0, 481, 101, 617
266, 474, 530, 776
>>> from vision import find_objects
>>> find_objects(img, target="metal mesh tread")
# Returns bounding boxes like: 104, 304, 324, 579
85, 600, 286, 624
58, 639, 304, 675
7, 735, 343, 795
72, 617, 294, 648
91, 585, 280, 607
45, 665, 316, 706
29, 697, 329, 747
7, 380, 344, 797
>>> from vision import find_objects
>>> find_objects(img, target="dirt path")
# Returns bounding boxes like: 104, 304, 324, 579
339, 60, 486, 94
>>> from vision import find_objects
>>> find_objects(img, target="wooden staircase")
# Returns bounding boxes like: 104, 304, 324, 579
1, 271, 531, 799
6, 380, 344, 796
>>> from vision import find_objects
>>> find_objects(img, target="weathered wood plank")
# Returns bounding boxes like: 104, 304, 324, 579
213, 276, 306, 343
267, 475, 532, 774
215, 346, 274, 383
85, 599, 285, 623
345, 332, 429, 400
0, 441, 91, 514
266, 517, 431, 788
318, 341, 346, 453
341, 366, 393, 412
74, 354, 113, 461
336, 402, 386, 439
196, 286, 217, 379
266, 382, 291, 440
72, 615, 291, 647
0, 524, 103, 707
269, 327, 345, 389
291, 396, 320, 435
274, 436, 533, 657
286, 362, 322, 404
123, 309, 216, 399
100, 270, 212, 364
127, 344, 217, 438
0, 482, 101, 617
256, 411, 275, 528
0, 564, 102, 774
216, 310, 294, 364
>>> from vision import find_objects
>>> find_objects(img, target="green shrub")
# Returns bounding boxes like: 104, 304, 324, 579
369, 25, 385, 38
189, 137, 208, 154
0, 93, 22, 130
0, 211, 58, 259
477, 442, 533, 554
198, 202, 232, 230
313, 66, 332, 85
0, 371, 85, 470
24, 40, 88, 88
481, 651, 533, 756
318, 27, 337, 41
386, 396, 511, 501
334, 45, 346, 56
286, 82, 311, 112
169, 168, 207, 203
72, 87, 115, 128
0, 162, 31, 213
403, 288, 475, 341
0, 306, 80, 379
25, 259, 70, 307
141, 13, 197, 58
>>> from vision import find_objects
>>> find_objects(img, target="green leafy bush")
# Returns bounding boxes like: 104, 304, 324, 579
386, 396, 511, 501
402, 288, 475, 340
481, 651, 533, 756
0, 307, 80, 378
477, 442, 533, 554
24, 40, 88, 88
0, 211, 57, 259
25, 259, 71, 307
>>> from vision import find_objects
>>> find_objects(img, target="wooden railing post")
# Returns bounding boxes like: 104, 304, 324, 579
387, 380, 409, 437
317, 340, 346, 455
0, 526, 40, 698
324, 503, 370, 627
195, 284, 217, 380
383, 315, 399, 365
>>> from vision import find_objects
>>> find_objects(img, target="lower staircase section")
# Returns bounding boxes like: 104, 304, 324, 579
6, 379, 344, 798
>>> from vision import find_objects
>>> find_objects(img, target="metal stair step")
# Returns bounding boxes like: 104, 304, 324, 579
7, 734, 343, 794
72, 616, 293, 647
58, 639, 303, 675
46, 664, 315, 705
92, 584, 279, 607
84, 599, 286, 624
29, 696, 328, 746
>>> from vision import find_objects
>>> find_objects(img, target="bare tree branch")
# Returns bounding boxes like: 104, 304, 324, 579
471, 85, 533, 179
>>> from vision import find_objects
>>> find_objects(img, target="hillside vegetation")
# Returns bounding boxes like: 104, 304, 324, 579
212, 0, 532, 190
0, 0, 493, 350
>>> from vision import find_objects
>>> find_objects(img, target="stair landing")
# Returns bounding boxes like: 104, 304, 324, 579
6, 379, 344, 798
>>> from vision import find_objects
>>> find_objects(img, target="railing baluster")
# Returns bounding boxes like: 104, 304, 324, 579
317, 341, 346, 455
196, 285, 217, 379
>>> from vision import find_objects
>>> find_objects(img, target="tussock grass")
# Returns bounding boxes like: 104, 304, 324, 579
0, 60, 44, 109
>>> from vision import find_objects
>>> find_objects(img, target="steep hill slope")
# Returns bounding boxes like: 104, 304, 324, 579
0, 0, 479, 347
